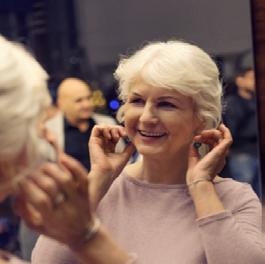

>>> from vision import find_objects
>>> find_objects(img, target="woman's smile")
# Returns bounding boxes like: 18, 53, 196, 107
138, 129, 167, 137
136, 129, 168, 144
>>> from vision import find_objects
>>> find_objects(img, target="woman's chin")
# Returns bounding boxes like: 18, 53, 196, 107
137, 146, 163, 157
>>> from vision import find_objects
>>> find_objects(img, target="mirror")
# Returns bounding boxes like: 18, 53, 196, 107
250, 0, 265, 227
0, 0, 263, 260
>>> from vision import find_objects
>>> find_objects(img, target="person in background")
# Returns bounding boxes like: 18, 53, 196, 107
223, 67, 261, 198
46, 77, 124, 170
19, 77, 127, 260
33, 41, 265, 264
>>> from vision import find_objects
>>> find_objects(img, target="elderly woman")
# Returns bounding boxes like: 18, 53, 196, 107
32, 40, 265, 263
0, 35, 135, 264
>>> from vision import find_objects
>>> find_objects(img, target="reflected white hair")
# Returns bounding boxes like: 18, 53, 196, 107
0, 35, 51, 165
114, 40, 222, 129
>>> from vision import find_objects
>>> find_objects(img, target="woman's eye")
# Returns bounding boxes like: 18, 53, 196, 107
158, 102, 176, 108
129, 98, 144, 105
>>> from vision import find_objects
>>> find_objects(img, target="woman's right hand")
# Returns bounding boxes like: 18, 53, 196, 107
88, 125, 135, 209
89, 125, 135, 177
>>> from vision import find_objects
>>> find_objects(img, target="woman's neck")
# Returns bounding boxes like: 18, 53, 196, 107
132, 153, 188, 185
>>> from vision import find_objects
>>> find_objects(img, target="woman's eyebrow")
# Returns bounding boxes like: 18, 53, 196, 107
130, 92, 142, 97
158, 96, 182, 102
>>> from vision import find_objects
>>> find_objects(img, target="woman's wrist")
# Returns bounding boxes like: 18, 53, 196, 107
188, 180, 215, 198
187, 175, 213, 195
89, 171, 115, 210
188, 180, 225, 218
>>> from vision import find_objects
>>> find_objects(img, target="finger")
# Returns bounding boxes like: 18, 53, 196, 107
110, 126, 126, 143
30, 172, 59, 199
60, 154, 89, 195
117, 125, 127, 137
89, 126, 106, 146
90, 125, 119, 150
40, 162, 82, 202
13, 194, 45, 232
193, 138, 218, 150
194, 129, 224, 150
198, 132, 232, 170
120, 142, 136, 162
102, 126, 112, 140
18, 178, 54, 212
41, 162, 73, 189
188, 143, 200, 168
194, 130, 222, 143
219, 124, 233, 145
90, 125, 103, 138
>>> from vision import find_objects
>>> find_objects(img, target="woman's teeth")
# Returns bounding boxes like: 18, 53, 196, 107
139, 130, 165, 137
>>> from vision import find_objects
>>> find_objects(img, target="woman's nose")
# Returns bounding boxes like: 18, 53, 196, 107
139, 104, 158, 123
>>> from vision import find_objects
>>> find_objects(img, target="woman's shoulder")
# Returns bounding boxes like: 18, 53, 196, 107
214, 176, 255, 194
214, 176, 252, 189
213, 176, 261, 211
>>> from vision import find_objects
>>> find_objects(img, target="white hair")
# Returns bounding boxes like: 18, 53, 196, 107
0, 35, 51, 165
114, 40, 222, 129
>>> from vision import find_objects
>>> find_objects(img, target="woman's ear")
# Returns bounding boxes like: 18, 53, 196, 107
193, 118, 205, 136
40, 128, 61, 161
116, 104, 126, 124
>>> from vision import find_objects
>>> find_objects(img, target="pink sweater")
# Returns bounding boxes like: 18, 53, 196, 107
32, 173, 265, 264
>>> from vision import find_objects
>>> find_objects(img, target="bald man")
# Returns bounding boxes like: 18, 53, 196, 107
57, 78, 94, 132
46, 77, 121, 170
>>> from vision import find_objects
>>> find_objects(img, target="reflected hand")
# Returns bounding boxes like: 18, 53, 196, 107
187, 124, 232, 187
14, 155, 94, 248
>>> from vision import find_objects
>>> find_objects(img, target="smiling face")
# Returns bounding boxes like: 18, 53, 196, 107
124, 82, 202, 158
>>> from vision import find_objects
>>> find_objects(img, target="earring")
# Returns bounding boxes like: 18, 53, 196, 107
193, 142, 201, 149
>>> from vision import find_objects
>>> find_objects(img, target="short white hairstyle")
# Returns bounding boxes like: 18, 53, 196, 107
0, 35, 51, 165
114, 40, 222, 129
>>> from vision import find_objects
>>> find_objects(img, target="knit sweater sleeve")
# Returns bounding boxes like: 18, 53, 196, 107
197, 183, 265, 264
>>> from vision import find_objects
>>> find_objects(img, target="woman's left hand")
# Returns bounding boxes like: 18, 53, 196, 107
186, 124, 232, 186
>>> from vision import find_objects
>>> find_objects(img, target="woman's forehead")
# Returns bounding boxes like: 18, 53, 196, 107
129, 82, 189, 100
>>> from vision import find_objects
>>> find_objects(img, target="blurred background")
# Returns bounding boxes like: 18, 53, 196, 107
0, 0, 259, 259
0, 0, 254, 116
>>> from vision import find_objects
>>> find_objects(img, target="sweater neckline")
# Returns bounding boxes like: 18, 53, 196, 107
123, 171, 188, 190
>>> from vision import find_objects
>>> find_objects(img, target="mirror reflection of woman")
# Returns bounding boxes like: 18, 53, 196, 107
0, 36, 132, 264
33, 41, 265, 263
